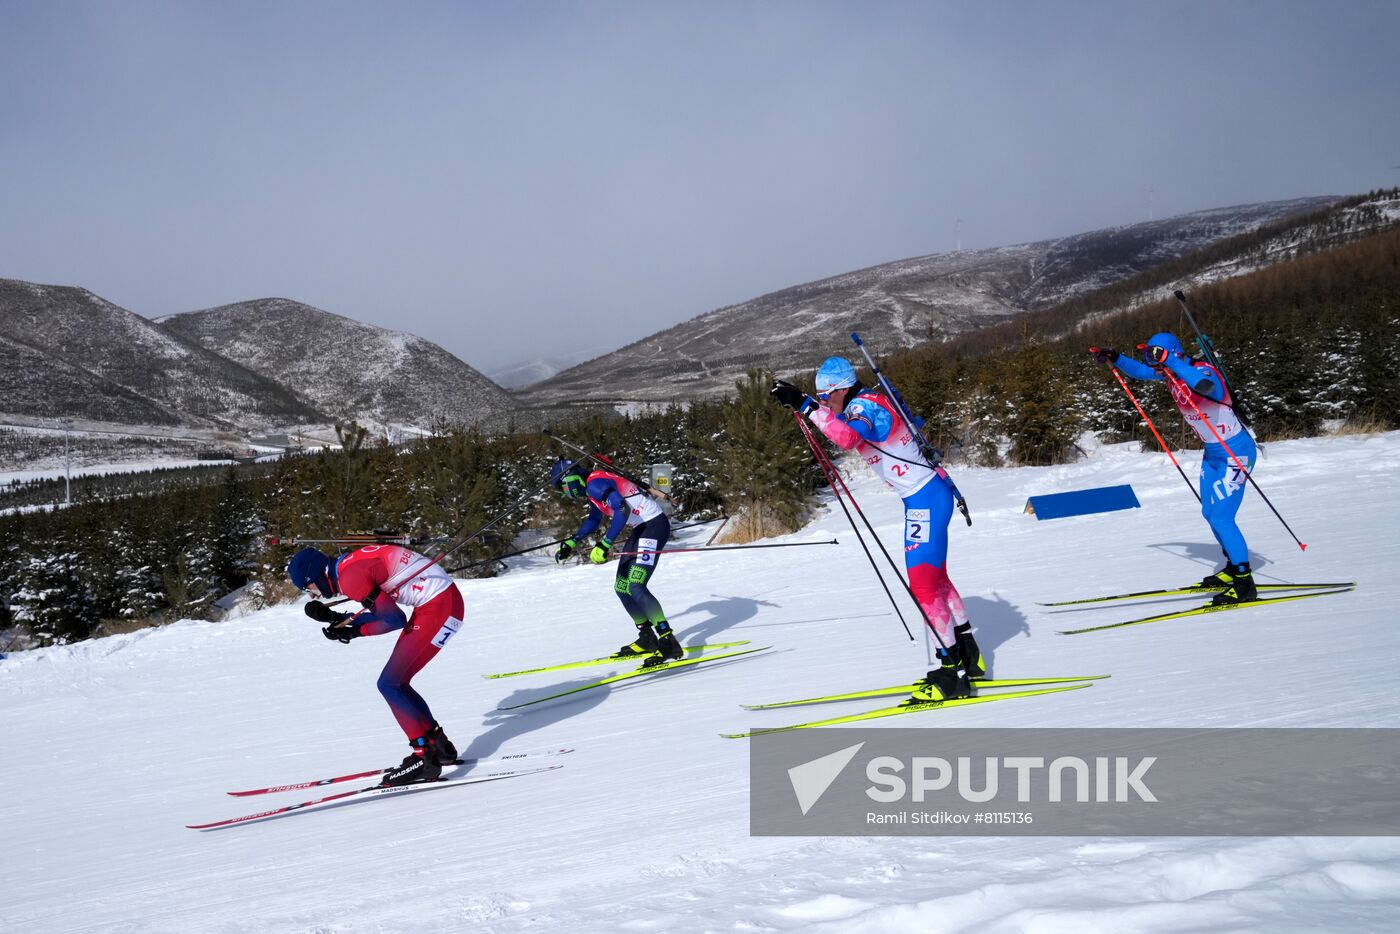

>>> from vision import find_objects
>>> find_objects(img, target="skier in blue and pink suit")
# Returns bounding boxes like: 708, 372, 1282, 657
288, 543, 465, 786
772, 357, 983, 702
1091, 332, 1258, 604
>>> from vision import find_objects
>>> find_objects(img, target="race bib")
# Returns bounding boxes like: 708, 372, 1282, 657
905, 508, 930, 544
431, 616, 462, 648
636, 538, 658, 567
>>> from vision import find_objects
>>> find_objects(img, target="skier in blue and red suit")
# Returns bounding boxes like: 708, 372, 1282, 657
772, 357, 984, 702
550, 457, 682, 667
288, 543, 465, 785
1090, 332, 1258, 604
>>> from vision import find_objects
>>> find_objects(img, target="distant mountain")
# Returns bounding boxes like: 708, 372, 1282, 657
0, 279, 322, 428
487, 346, 617, 389
158, 299, 520, 433
519, 197, 1340, 406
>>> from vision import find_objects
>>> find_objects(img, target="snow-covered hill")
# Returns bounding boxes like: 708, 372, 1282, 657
521, 197, 1344, 407
159, 298, 522, 433
3, 430, 1397, 932
0, 279, 322, 429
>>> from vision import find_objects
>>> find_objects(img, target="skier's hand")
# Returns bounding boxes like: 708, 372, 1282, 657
322, 620, 362, 643
305, 600, 349, 624
554, 538, 577, 564
1089, 345, 1119, 366
589, 538, 613, 564
770, 379, 816, 414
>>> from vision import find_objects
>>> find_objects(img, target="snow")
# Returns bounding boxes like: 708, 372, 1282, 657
3, 432, 1399, 933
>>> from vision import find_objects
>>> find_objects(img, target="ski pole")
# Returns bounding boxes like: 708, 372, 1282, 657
850, 332, 971, 526
1163, 372, 1307, 551
795, 413, 918, 642
801, 418, 954, 651
1174, 289, 1253, 431
445, 516, 726, 573
1107, 366, 1202, 504
542, 429, 677, 503
612, 539, 839, 557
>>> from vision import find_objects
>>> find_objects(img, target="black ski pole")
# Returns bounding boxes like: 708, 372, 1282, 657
445, 516, 726, 574
794, 413, 916, 642
613, 539, 839, 557
800, 415, 957, 652
850, 332, 971, 526
542, 428, 678, 504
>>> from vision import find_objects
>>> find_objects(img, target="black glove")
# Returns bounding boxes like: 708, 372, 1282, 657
322, 620, 362, 643
554, 538, 577, 564
305, 600, 349, 624
770, 379, 816, 414
1089, 345, 1119, 365
918, 441, 943, 467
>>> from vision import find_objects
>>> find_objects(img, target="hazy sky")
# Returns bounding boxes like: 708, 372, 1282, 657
2, 1, 1397, 374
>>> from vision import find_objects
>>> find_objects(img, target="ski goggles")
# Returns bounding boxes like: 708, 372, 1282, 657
1137, 343, 1170, 365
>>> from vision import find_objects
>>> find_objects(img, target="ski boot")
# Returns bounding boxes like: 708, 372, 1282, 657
1198, 567, 1234, 589
909, 647, 972, 703
382, 733, 445, 787
954, 622, 985, 679
616, 622, 660, 658
1211, 562, 1257, 605
426, 724, 458, 766
642, 620, 684, 668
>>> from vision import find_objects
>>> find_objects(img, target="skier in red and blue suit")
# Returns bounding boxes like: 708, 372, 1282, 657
288, 544, 464, 785
550, 458, 683, 667
772, 357, 983, 702
1091, 332, 1258, 604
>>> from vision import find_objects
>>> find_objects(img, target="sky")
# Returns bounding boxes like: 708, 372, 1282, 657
2, 1, 1398, 375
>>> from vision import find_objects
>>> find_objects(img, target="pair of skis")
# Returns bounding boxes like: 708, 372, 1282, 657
489, 640, 770, 710
722, 676, 1106, 738
1044, 580, 1356, 634
188, 748, 572, 830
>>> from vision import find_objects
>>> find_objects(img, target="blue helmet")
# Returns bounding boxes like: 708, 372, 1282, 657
1140, 332, 1185, 366
549, 457, 587, 498
814, 357, 858, 394
288, 547, 335, 595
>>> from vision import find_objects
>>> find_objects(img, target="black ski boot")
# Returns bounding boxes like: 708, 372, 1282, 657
954, 623, 985, 678
1211, 562, 1257, 605
382, 734, 444, 787
642, 620, 684, 668
617, 623, 660, 658
1198, 551, 1235, 589
910, 647, 972, 703
426, 724, 458, 766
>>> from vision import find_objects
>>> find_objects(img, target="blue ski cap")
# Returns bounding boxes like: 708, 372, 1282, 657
1140, 332, 1185, 365
288, 547, 334, 595
814, 356, 858, 395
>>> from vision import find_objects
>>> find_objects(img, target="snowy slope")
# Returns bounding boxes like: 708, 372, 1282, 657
3, 432, 1399, 933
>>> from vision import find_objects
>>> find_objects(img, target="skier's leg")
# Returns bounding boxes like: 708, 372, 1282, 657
376, 587, 464, 741
903, 481, 958, 646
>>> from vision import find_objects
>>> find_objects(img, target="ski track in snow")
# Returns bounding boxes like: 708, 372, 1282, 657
2, 433, 1399, 933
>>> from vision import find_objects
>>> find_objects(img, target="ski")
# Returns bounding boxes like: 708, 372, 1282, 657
1058, 586, 1356, 635
189, 764, 563, 830
483, 640, 751, 679
722, 683, 1093, 738
228, 747, 574, 796
741, 674, 1111, 710
1039, 581, 1355, 607
498, 646, 770, 710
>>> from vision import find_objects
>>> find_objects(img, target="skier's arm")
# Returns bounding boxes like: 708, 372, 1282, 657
810, 406, 864, 449
839, 397, 893, 443
573, 502, 604, 541
1168, 359, 1224, 401
352, 592, 408, 636
595, 482, 631, 542
1111, 354, 1164, 382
